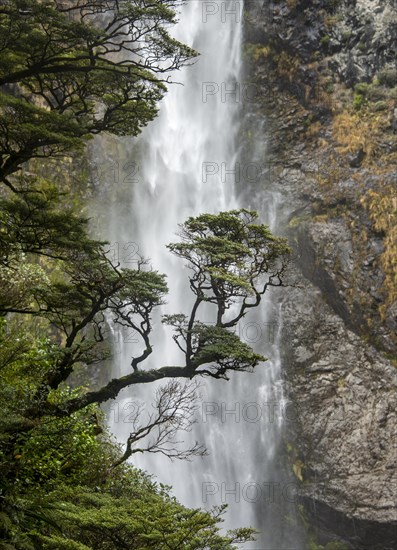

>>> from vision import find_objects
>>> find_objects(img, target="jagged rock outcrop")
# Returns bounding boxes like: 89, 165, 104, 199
244, 0, 397, 548
282, 282, 397, 549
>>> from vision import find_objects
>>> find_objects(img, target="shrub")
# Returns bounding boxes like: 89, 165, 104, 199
353, 93, 365, 110
377, 68, 397, 88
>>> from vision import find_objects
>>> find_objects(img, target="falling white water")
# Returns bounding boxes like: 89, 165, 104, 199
93, 1, 303, 548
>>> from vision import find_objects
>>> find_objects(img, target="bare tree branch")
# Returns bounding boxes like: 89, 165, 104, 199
112, 380, 206, 467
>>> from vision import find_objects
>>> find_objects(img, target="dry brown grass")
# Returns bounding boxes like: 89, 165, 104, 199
275, 52, 300, 81
361, 187, 397, 316
332, 110, 385, 158
305, 120, 322, 138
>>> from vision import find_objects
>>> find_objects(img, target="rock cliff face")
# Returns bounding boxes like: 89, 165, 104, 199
244, 1, 397, 548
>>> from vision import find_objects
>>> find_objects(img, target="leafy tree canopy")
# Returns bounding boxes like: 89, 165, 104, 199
0, 205, 288, 547
0, 2, 291, 547
0, 0, 196, 187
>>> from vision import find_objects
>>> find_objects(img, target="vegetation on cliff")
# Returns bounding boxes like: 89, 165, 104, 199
245, 0, 397, 353
244, 2, 397, 549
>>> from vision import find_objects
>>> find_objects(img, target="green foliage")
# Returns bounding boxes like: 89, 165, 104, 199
0, 91, 84, 163
0, 0, 197, 181
30, 486, 256, 549
0, 178, 97, 259
0, 258, 49, 311
168, 209, 290, 305
0, 321, 256, 548
354, 82, 370, 96
1, 444, 256, 549
14, 406, 106, 489
164, 210, 289, 377
354, 80, 397, 103
190, 323, 265, 376
371, 100, 388, 112
320, 35, 330, 46
353, 92, 364, 110
0, 3, 291, 547
0, 205, 287, 545
377, 67, 397, 87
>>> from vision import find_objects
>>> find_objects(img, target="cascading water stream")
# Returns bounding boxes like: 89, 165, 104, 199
92, 2, 304, 547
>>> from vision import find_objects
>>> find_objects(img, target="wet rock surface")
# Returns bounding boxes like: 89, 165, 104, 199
244, 0, 397, 547
282, 284, 397, 548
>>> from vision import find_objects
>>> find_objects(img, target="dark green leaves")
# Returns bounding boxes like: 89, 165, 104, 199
190, 323, 266, 377
28, 483, 256, 550
162, 210, 291, 377
0, 0, 197, 182
168, 209, 291, 303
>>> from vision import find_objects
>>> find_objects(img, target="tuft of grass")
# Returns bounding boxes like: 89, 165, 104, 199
377, 68, 397, 88
245, 43, 273, 62
353, 93, 365, 110
361, 187, 397, 317
332, 109, 385, 158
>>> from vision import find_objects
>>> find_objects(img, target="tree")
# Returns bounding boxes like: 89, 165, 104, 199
0, 203, 290, 447
1, 467, 257, 549
0, 2, 291, 546
111, 380, 207, 467
0, 0, 196, 189
0, 3, 290, 424
0, 330, 257, 548
0, 315, 258, 549
1, 208, 289, 418
0, 205, 290, 472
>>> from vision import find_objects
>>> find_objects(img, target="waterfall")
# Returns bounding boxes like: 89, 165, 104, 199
92, 1, 304, 547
